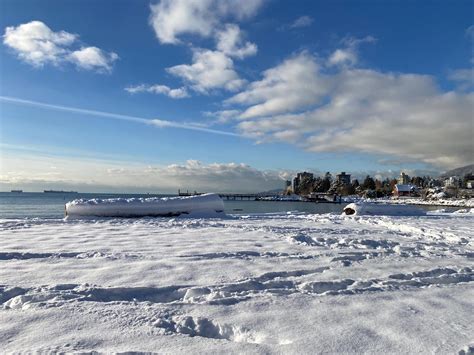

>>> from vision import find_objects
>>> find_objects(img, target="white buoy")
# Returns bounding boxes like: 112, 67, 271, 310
343, 202, 426, 216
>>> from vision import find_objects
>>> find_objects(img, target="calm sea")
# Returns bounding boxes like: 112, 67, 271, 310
0, 192, 452, 219
0, 192, 348, 219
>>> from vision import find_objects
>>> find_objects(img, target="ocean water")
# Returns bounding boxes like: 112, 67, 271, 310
0, 192, 452, 219
0, 192, 347, 219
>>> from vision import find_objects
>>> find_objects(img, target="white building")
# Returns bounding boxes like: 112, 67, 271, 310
444, 176, 461, 188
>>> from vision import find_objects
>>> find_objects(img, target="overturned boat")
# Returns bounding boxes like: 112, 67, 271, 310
343, 202, 426, 216
65, 193, 225, 218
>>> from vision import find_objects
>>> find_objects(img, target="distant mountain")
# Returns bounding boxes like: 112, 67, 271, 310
439, 164, 474, 179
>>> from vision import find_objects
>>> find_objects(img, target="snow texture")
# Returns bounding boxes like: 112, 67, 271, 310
0, 210, 473, 353
65, 193, 225, 218
343, 195, 474, 208
343, 202, 426, 216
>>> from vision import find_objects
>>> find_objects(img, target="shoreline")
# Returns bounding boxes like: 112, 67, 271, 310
362, 199, 473, 208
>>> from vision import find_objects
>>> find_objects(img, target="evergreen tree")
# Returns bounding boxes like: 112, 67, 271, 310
352, 179, 360, 189
321, 172, 332, 192
362, 175, 376, 190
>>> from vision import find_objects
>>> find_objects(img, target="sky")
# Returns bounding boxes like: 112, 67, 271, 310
0, 0, 473, 193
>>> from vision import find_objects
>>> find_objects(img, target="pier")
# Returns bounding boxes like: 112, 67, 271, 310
218, 193, 277, 201
178, 190, 276, 200
178, 190, 342, 203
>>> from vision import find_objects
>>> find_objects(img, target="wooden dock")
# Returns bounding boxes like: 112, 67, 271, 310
178, 190, 342, 203
306, 192, 342, 203
218, 193, 277, 201
178, 190, 276, 200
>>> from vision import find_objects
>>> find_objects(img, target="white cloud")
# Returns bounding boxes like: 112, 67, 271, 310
3, 21, 76, 66
225, 52, 474, 169
3, 21, 117, 72
226, 52, 328, 118
142, 160, 291, 192
203, 109, 242, 123
447, 26, 474, 90
149, 0, 264, 44
327, 36, 376, 67
148, 1, 263, 97
125, 84, 189, 98
328, 49, 357, 67
448, 68, 474, 90
290, 16, 314, 29
68, 47, 118, 73
1, 153, 290, 193
216, 24, 257, 59
167, 49, 246, 93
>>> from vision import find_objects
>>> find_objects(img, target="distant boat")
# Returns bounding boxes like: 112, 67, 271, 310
11, 190, 23, 193
44, 190, 78, 193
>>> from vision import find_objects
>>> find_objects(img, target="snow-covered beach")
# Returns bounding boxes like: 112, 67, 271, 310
2, 0, 472, 352
1, 208, 473, 353
342, 196, 474, 208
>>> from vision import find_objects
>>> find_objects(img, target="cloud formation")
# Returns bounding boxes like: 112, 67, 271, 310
225, 52, 473, 169
68, 46, 119, 72
3, 21, 118, 72
448, 69, 474, 90
203, 109, 242, 123
149, 0, 263, 44
327, 36, 376, 67
167, 49, 246, 93
125, 84, 189, 98
290, 16, 314, 29
1, 154, 290, 193
147, 0, 262, 96
226, 52, 328, 119
216, 24, 257, 59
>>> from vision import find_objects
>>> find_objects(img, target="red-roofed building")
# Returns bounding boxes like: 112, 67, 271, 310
393, 184, 417, 197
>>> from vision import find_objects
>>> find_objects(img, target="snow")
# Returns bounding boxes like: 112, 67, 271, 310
388, 197, 474, 207
343, 203, 426, 216
0, 211, 473, 353
65, 193, 225, 218
343, 195, 474, 208
394, 184, 416, 192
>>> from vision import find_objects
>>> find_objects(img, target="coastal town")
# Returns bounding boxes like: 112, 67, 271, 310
286, 166, 474, 202
177, 164, 474, 207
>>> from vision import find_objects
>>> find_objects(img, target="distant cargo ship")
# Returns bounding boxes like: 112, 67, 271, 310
44, 190, 78, 193
11, 190, 23, 193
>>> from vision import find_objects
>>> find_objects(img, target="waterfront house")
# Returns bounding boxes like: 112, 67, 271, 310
393, 184, 417, 197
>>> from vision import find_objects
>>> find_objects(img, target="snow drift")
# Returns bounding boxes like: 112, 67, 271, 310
1, 208, 473, 353
343, 203, 426, 216
65, 193, 225, 218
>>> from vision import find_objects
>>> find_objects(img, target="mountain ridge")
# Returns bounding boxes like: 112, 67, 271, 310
439, 164, 474, 179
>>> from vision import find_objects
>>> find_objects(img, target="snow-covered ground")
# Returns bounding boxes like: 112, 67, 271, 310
344, 195, 474, 208
1, 210, 473, 353
388, 197, 474, 208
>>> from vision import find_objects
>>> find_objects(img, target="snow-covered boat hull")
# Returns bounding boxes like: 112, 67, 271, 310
65, 193, 225, 218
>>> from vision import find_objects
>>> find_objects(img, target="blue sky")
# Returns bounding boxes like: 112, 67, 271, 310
0, 0, 473, 192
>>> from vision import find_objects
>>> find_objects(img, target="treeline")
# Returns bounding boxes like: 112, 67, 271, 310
290, 172, 450, 197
